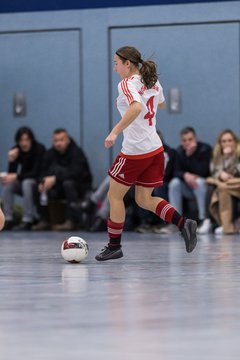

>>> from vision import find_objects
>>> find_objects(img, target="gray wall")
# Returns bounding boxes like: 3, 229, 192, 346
0, 1, 239, 186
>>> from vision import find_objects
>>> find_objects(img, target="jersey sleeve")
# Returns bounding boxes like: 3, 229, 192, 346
119, 78, 141, 105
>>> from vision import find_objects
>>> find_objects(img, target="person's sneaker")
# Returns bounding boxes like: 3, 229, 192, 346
95, 245, 123, 261
157, 224, 178, 234
151, 224, 165, 234
197, 218, 212, 234
214, 226, 224, 235
32, 220, 50, 231
71, 199, 97, 214
53, 220, 77, 231
181, 219, 198, 253
135, 224, 153, 233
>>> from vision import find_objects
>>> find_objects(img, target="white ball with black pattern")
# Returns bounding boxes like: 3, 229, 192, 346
61, 236, 89, 263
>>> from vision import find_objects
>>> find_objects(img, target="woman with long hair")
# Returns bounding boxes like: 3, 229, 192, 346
0, 126, 45, 230
207, 129, 240, 234
95, 46, 197, 261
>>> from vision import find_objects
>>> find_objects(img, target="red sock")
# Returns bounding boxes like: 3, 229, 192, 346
108, 218, 124, 247
155, 200, 184, 230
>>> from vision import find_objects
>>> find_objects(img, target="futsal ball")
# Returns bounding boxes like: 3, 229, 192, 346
61, 236, 89, 263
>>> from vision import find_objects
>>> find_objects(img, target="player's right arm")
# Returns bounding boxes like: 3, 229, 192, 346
158, 101, 166, 109
105, 101, 142, 148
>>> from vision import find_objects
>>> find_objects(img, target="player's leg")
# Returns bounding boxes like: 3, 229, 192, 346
1, 179, 21, 230
136, 151, 197, 253
108, 176, 130, 222
135, 185, 185, 230
135, 185, 197, 253
0, 207, 5, 230
95, 177, 130, 261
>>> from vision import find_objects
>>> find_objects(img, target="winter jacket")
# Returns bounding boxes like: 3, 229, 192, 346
41, 140, 92, 187
8, 142, 46, 181
174, 141, 212, 180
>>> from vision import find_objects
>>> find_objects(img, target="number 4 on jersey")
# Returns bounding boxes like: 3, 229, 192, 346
144, 96, 155, 126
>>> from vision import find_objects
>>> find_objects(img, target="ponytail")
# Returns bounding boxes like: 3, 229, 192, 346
139, 60, 158, 89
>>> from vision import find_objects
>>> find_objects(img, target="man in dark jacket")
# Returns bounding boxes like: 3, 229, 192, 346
33, 128, 92, 231
167, 127, 212, 233
1, 126, 45, 230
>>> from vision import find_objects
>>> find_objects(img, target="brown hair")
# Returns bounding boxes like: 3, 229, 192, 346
180, 126, 196, 137
212, 129, 240, 165
15, 126, 36, 144
116, 46, 158, 89
53, 128, 68, 135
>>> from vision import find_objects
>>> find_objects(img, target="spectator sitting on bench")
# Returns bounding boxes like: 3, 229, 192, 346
1, 126, 45, 230
33, 128, 92, 231
165, 126, 212, 234
206, 129, 240, 235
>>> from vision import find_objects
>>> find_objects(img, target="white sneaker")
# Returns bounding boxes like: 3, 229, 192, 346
214, 226, 223, 235
135, 224, 153, 233
157, 224, 178, 234
197, 218, 212, 234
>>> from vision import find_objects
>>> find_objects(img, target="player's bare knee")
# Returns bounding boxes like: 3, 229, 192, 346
108, 189, 119, 204
135, 193, 148, 209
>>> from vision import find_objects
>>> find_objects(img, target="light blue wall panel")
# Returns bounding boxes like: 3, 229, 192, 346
0, 30, 81, 170
80, 12, 111, 182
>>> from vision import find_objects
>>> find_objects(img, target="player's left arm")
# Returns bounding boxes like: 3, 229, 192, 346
105, 101, 142, 148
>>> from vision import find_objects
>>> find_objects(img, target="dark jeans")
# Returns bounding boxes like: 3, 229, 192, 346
205, 184, 215, 219
2, 179, 37, 223
40, 180, 90, 222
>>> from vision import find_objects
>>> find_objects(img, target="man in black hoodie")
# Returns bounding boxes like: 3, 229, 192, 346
1, 127, 45, 230
33, 128, 92, 230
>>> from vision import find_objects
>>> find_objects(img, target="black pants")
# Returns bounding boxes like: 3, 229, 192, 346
40, 180, 90, 222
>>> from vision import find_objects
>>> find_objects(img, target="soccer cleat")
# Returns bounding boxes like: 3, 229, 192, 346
181, 219, 198, 253
95, 245, 123, 261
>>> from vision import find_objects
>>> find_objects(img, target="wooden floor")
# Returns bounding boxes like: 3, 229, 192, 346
0, 230, 239, 360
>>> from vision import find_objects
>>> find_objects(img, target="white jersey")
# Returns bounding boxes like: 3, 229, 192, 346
117, 74, 165, 159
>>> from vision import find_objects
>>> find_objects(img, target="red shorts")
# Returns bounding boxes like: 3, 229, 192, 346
108, 151, 164, 187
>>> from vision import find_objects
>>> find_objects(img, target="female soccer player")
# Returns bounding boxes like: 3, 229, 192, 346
95, 46, 197, 261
